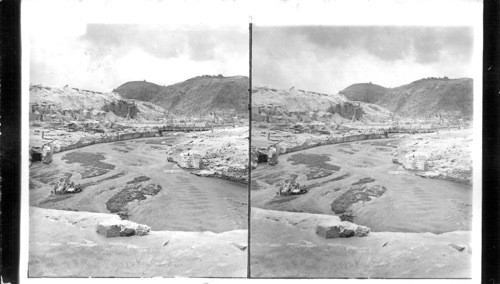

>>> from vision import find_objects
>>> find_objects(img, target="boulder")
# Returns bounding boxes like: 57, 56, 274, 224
268, 145, 279, 166
316, 221, 370, 239
178, 153, 202, 169
41, 143, 54, 164
449, 243, 466, 252
96, 220, 151, 238
231, 242, 248, 251
402, 152, 430, 171
277, 178, 307, 196
192, 169, 216, 177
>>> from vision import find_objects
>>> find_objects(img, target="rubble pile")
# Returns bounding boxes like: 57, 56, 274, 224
167, 128, 249, 183
316, 220, 370, 238
96, 219, 151, 238
52, 179, 83, 195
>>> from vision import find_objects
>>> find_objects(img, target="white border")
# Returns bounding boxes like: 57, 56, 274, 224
20, 0, 483, 283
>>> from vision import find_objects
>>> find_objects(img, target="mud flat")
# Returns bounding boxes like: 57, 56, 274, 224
29, 207, 247, 277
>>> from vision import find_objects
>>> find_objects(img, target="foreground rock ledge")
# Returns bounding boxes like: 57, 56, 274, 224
96, 220, 150, 238
29, 207, 247, 277
251, 207, 471, 278
252, 207, 369, 238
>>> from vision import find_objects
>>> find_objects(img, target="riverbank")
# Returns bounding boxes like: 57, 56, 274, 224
30, 122, 249, 182
167, 127, 249, 183
29, 207, 247, 277
392, 129, 473, 185
250, 207, 470, 278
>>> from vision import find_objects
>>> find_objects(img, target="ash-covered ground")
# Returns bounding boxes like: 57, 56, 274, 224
28, 83, 249, 277
250, 85, 474, 278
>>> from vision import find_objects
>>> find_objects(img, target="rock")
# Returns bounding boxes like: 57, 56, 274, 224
192, 170, 216, 177
449, 243, 466, 252
231, 242, 248, 251
96, 220, 150, 238
41, 143, 54, 164
316, 221, 370, 239
268, 145, 279, 166
277, 177, 306, 196
53, 179, 83, 195
402, 152, 430, 171
177, 152, 202, 169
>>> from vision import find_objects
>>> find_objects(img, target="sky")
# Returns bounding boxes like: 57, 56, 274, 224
253, 26, 474, 94
29, 23, 248, 92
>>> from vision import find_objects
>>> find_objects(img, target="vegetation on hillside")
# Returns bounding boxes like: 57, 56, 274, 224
339, 77, 473, 119
113, 75, 249, 116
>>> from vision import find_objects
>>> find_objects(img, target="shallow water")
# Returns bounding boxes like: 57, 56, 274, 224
30, 136, 248, 233
252, 138, 472, 234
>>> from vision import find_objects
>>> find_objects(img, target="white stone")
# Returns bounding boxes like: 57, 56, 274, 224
316, 220, 370, 239
96, 220, 150, 238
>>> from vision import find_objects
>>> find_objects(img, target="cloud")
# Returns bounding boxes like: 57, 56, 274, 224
253, 26, 474, 93
80, 24, 247, 62
30, 24, 248, 92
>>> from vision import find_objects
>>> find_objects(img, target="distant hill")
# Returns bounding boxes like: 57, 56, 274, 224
112, 81, 162, 102
114, 75, 249, 116
339, 77, 473, 119
339, 83, 389, 104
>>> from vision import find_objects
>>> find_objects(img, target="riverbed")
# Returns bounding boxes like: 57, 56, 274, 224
30, 136, 248, 233
251, 138, 472, 234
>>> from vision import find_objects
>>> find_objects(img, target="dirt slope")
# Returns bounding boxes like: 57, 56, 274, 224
114, 75, 249, 116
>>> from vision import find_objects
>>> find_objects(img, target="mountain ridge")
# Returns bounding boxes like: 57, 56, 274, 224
339, 77, 473, 119
113, 75, 249, 116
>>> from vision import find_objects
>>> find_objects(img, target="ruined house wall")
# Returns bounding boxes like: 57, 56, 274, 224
283, 132, 387, 154
328, 102, 365, 121
101, 100, 138, 118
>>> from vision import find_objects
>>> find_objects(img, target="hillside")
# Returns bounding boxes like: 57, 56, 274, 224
114, 75, 249, 116
111, 81, 162, 102
379, 78, 473, 119
29, 85, 165, 120
339, 77, 473, 119
339, 82, 389, 104
252, 86, 392, 122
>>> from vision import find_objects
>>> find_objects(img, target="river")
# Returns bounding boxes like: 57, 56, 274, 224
252, 138, 472, 234
29, 136, 248, 233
